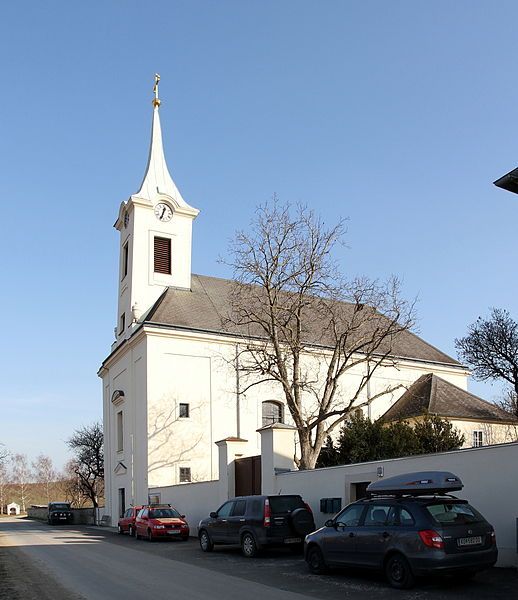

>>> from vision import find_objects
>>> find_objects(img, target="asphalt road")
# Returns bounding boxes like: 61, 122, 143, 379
0, 517, 517, 600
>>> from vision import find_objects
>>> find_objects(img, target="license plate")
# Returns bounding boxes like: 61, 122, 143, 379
59, 517, 67, 520
168, 530, 181, 535
284, 537, 301, 544
458, 536, 482, 547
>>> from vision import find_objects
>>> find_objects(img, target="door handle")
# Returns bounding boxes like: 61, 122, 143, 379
239, 519, 245, 522
221, 519, 227, 523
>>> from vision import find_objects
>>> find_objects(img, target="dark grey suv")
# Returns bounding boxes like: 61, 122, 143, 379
47, 502, 73, 525
304, 472, 498, 589
198, 494, 316, 557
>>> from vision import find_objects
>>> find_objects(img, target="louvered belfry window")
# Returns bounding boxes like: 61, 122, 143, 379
154, 236, 171, 274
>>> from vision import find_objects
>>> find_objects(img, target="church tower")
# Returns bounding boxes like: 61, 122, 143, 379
113, 75, 199, 343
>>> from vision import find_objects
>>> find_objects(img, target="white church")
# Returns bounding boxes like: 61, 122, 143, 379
99, 79, 516, 521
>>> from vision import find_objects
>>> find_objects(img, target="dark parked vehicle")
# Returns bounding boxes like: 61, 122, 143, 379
118, 505, 144, 536
304, 471, 498, 589
198, 494, 316, 557
47, 502, 73, 525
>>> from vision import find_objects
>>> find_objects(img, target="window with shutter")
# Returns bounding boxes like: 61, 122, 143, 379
154, 237, 171, 274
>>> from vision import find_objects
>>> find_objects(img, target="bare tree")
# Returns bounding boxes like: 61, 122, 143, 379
11, 453, 32, 512
58, 459, 88, 507
455, 309, 518, 417
32, 454, 57, 504
67, 423, 104, 518
498, 389, 518, 416
224, 202, 415, 469
0, 443, 8, 464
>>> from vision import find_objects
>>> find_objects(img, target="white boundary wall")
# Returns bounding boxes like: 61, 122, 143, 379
274, 442, 518, 568
148, 480, 219, 535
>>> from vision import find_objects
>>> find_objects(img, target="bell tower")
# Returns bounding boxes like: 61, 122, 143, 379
113, 75, 199, 343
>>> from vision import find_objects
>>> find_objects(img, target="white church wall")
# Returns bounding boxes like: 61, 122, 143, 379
146, 333, 224, 487
102, 334, 148, 517
144, 327, 470, 489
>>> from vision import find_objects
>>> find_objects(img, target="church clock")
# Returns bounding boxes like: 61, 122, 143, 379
154, 202, 173, 222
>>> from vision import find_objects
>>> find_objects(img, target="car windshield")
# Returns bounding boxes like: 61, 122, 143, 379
425, 502, 483, 525
149, 508, 181, 519
268, 496, 305, 513
51, 504, 70, 510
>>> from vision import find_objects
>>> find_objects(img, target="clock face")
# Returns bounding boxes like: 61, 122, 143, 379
154, 202, 173, 222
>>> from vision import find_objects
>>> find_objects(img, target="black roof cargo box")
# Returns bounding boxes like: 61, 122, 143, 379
366, 471, 463, 497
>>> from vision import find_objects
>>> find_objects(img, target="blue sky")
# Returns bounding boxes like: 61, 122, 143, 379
1, 1, 517, 471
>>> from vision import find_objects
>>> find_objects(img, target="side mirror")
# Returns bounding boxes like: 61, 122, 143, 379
180, 515, 186, 519
142, 515, 148, 521
324, 519, 335, 528
210, 512, 218, 519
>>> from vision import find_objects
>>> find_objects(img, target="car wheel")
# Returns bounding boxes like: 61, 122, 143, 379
241, 532, 258, 558
147, 529, 154, 542
117, 524, 123, 535
385, 554, 415, 589
128, 526, 134, 537
135, 528, 140, 540
199, 530, 214, 552
306, 546, 327, 574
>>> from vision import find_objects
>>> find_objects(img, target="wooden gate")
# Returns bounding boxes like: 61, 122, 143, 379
235, 455, 261, 496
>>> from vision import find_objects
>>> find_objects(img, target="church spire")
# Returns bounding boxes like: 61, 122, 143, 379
136, 74, 190, 208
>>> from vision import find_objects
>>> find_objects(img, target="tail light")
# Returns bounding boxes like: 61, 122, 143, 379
418, 529, 445, 550
490, 531, 496, 545
264, 498, 271, 528
304, 502, 313, 514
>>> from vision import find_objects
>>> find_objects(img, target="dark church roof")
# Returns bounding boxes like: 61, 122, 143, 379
381, 373, 517, 423
144, 274, 462, 367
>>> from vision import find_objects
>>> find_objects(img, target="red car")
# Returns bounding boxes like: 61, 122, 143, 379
134, 506, 190, 541
118, 505, 144, 536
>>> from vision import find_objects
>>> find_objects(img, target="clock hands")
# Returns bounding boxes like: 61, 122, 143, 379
160, 206, 166, 219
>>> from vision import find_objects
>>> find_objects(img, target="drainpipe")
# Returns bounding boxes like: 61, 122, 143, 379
235, 345, 241, 438
130, 433, 134, 505
366, 361, 372, 420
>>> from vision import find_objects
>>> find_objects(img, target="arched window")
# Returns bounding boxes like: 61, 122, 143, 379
262, 401, 284, 427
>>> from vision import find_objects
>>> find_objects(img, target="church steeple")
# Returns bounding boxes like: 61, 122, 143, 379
112, 75, 199, 346
135, 74, 194, 211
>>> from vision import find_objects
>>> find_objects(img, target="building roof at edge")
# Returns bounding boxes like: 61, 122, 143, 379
380, 373, 517, 423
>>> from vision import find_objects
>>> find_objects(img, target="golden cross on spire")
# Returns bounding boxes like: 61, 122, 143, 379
152, 73, 161, 107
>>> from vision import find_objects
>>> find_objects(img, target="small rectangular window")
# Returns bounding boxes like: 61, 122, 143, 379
118, 488, 126, 518
472, 430, 484, 448
179, 403, 190, 418
154, 237, 171, 274
122, 242, 129, 279
120, 313, 125, 334
117, 411, 123, 452
179, 467, 191, 483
